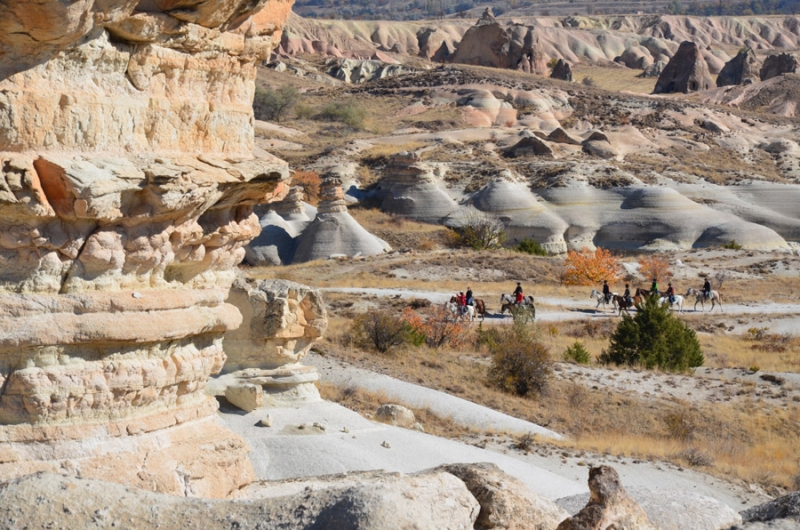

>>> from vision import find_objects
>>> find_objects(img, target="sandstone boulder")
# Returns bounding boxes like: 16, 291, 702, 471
0, 471, 480, 530
550, 59, 574, 82
760, 52, 800, 81
327, 58, 409, 84
375, 404, 417, 428
740, 492, 800, 524
0, 0, 293, 497
376, 152, 458, 222
438, 462, 569, 530
717, 47, 761, 87
654, 41, 714, 94
223, 276, 327, 403
556, 466, 657, 530
505, 137, 555, 158
547, 127, 583, 145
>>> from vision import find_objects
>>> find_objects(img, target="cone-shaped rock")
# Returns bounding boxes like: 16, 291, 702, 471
654, 41, 714, 94
550, 59, 574, 82
293, 175, 391, 262
716, 46, 761, 87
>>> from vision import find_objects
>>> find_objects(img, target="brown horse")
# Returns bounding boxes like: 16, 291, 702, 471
473, 298, 486, 320
613, 294, 641, 316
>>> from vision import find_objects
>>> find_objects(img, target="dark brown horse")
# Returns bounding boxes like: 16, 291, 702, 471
473, 298, 486, 320
613, 294, 642, 316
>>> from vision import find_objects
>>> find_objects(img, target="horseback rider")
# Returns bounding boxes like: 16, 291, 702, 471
623, 284, 632, 305
703, 278, 712, 299
665, 282, 675, 305
466, 286, 474, 307
513, 282, 524, 305
650, 278, 659, 297
602, 280, 611, 303
458, 291, 467, 315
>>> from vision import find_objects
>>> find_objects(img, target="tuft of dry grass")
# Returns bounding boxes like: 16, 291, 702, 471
570, 65, 657, 94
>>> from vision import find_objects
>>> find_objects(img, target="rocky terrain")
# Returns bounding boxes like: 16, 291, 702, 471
1, 0, 800, 528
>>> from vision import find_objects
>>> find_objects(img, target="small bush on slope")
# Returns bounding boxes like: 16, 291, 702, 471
488, 311, 552, 398
600, 295, 704, 372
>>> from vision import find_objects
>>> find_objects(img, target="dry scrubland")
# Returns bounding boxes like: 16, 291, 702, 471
249, 248, 800, 495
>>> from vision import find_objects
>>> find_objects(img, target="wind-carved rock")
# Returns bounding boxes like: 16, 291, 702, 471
654, 41, 714, 94
376, 152, 458, 223
717, 47, 761, 87
760, 52, 800, 81
550, 59, 574, 82
0, 0, 294, 498
223, 277, 328, 405
450, 8, 548, 75
556, 466, 657, 530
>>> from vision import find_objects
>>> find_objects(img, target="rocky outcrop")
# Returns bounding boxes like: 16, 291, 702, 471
550, 59, 574, 82
293, 175, 391, 262
556, 466, 657, 530
449, 8, 548, 75
739, 492, 800, 525
327, 58, 410, 84
0, 471, 480, 530
760, 53, 800, 81
375, 404, 417, 428
438, 462, 570, 530
0, 0, 294, 497
222, 277, 327, 404
654, 41, 714, 93
717, 47, 761, 87
505, 137, 555, 158
376, 152, 458, 223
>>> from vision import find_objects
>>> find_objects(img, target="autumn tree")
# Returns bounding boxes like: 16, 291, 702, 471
561, 248, 620, 286
402, 306, 469, 349
638, 255, 672, 282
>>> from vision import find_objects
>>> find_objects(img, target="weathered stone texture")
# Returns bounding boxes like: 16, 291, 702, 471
0, 0, 294, 497
654, 41, 714, 94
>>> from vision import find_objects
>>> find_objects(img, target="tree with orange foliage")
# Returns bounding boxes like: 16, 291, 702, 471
638, 255, 672, 282
561, 248, 620, 286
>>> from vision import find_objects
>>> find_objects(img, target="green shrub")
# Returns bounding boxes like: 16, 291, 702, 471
563, 341, 591, 364
319, 100, 367, 129
351, 310, 409, 354
599, 295, 703, 372
294, 102, 315, 120
448, 207, 507, 251
487, 314, 551, 398
722, 240, 742, 250
516, 237, 548, 256
253, 85, 300, 122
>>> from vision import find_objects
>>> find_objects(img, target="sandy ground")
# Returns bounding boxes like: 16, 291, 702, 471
214, 357, 773, 511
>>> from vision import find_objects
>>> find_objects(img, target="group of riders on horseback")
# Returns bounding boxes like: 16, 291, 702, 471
452, 282, 531, 321
600, 277, 716, 313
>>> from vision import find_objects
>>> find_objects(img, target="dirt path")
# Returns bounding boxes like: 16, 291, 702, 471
320, 287, 800, 332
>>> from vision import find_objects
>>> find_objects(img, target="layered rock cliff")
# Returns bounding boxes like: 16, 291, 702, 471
0, 0, 294, 498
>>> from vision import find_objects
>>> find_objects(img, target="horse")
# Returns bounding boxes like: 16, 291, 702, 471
658, 295, 684, 313
685, 288, 723, 312
473, 298, 487, 320
590, 289, 618, 313
447, 297, 475, 322
500, 294, 535, 315
613, 294, 641, 316
635, 287, 657, 299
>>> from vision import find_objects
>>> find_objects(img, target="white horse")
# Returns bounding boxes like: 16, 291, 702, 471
658, 295, 684, 313
590, 289, 618, 313
685, 288, 723, 312
446, 301, 475, 322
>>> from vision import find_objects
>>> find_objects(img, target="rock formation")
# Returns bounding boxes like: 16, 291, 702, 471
438, 462, 570, 530
505, 137, 556, 158
0, 470, 481, 529
717, 47, 761, 87
550, 59, 574, 82
760, 52, 800, 81
556, 466, 657, 530
293, 174, 391, 262
376, 152, 458, 223
654, 41, 714, 94
449, 8, 548, 75
739, 491, 800, 525
222, 277, 327, 404
0, 0, 293, 497
246, 186, 313, 266
327, 58, 410, 84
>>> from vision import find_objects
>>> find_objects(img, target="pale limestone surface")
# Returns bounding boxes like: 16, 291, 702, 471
0, 0, 294, 497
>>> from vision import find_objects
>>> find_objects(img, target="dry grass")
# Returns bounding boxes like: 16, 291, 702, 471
571, 65, 657, 94
317, 325, 800, 493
